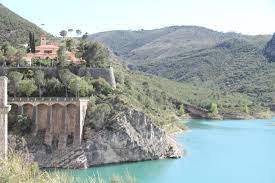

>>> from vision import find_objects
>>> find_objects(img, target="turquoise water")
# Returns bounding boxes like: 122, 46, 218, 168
65, 118, 275, 183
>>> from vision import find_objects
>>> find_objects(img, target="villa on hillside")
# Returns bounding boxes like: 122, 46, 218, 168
24, 34, 82, 65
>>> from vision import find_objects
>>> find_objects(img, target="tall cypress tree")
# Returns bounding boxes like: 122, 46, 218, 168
31, 32, 35, 53
28, 32, 32, 53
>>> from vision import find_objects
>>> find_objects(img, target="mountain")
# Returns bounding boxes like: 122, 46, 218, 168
0, 3, 47, 46
0, 3, 272, 116
88, 26, 275, 107
87, 26, 269, 60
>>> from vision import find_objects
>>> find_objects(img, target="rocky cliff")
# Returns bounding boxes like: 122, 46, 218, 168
13, 106, 182, 169
265, 33, 275, 62
83, 107, 182, 167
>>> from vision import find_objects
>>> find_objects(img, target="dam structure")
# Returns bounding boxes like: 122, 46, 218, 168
8, 97, 89, 150
0, 77, 11, 158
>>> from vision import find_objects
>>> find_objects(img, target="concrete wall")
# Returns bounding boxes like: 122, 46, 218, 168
78, 67, 116, 88
0, 77, 10, 159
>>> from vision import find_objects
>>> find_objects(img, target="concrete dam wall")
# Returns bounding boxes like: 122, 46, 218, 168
9, 97, 89, 150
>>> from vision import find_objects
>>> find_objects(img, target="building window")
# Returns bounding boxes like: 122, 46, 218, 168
44, 50, 53, 54
35, 50, 40, 53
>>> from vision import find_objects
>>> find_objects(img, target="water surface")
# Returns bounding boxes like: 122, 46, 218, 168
66, 118, 275, 182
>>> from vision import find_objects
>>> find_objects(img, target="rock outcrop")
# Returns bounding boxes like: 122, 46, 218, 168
16, 106, 182, 169
264, 33, 275, 62
84, 107, 182, 167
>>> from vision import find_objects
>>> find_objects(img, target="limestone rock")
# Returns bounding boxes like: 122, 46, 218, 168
84, 107, 183, 166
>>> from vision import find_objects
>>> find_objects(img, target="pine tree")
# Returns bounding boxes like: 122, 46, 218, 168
31, 32, 35, 53
28, 32, 32, 53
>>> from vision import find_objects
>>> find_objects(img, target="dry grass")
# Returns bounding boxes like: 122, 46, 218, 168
0, 152, 136, 183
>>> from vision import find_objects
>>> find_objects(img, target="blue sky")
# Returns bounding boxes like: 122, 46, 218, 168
1, 0, 275, 35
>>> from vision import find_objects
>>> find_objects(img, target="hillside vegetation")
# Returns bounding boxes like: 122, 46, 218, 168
88, 26, 275, 109
0, 3, 272, 127
0, 3, 47, 46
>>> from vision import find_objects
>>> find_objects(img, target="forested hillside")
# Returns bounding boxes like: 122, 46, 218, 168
88, 26, 275, 108
0, 3, 272, 121
0, 3, 47, 46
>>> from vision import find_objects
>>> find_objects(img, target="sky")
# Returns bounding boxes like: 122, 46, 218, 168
1, 0, 275, 36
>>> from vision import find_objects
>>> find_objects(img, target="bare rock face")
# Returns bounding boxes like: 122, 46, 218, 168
264, 33, 275, 62
83, 107, 183, 167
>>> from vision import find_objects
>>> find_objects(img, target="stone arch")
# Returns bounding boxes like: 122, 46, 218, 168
52, 103, 63, 135
36, 102, 48, 107
37, 104, 48, 130
22, 103, 34, 119
8, 104, 19, 129
10, 103, 19, 114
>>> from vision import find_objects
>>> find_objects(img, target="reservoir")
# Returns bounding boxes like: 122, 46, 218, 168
64, 118, 275, 182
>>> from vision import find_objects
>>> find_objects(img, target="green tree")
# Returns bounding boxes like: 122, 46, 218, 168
76, 29, 82, 36
68, 77, 94, 97
57, 45, 68, 67
82, 42, 110, 67
243, 101, 249, 113
59, 69, 76, 97
16, 114, 32, 134
18, 79, 37, 97
67, 28, 74, 37
82, 32, 88, 39
0, 50, 5, 65
28, 32, 35, 53
59, 30, 67, 38
65, 39, 75, 52
25, 69, 34, 79
210, 102, 218, 114
1, 42, 13, 54
178, 104, 185, 116
8, 71, 23, 97
15, 49, 26, 66
34, 70, 45, 97
45, 77, 63, 96
91, 78, 112, 95
1, 42, 16, 65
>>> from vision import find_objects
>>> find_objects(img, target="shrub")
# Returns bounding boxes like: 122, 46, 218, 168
45, 77, 63, 96
68, 77, 94, 97
92, 78, 113, 95
178, 104, 185, 116
33, 59, 53, 67
18, 79, 37, 97
243, 101, 249, 113
210, 102, 218, 114
85, 103, 112, 129
0, 153, 136, 183
17, 114, 32, 134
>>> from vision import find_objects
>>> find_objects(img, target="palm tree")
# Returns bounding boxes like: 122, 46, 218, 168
59, 30, 67, 38
76, 29, 82, 36
68, 28, 74, 37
